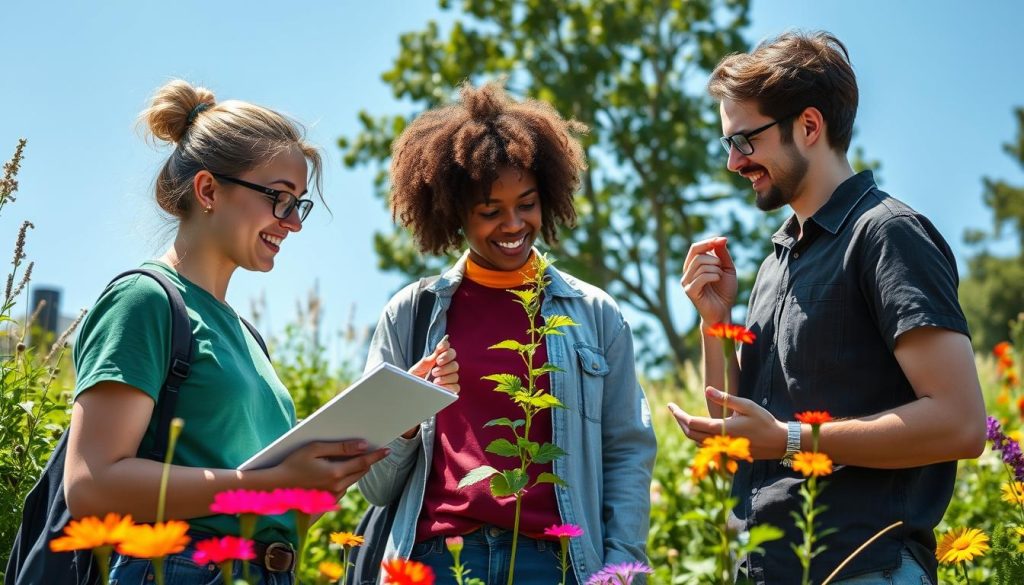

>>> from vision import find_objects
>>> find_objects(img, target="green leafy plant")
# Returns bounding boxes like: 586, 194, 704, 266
457, 253, 576, 585
0, 140, 83, 573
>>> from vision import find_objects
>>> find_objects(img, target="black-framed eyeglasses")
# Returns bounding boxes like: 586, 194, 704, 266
719, 110, 802, 156
212, 173, 314, 223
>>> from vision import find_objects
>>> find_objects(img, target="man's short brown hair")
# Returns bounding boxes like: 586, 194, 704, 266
708, 31, 858, 153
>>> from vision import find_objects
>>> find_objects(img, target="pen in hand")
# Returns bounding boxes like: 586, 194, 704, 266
424, 334, 450, 382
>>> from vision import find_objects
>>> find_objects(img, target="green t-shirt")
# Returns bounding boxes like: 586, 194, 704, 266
73, 261, 298, 545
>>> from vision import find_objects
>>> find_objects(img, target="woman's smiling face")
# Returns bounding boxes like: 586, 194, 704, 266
463, 167, 542, 272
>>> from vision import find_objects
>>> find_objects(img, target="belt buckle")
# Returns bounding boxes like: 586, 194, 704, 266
264, 542, 295, 573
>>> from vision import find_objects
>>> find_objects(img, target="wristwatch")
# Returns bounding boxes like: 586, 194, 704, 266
781, 420, 801, 467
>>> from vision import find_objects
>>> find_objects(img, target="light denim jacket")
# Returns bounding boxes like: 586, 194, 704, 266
357, 252, 657, 584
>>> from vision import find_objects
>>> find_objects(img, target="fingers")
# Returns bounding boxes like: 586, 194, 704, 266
328, 448, 390, 494
683, 237, 727, 271
667, 403, 722, 443
409, 336, 455, 380
304, 439, 369, 459
704, 386, 756, 414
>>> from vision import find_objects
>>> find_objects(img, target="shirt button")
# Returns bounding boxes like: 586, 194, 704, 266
793, 252, 800, 259
761, 398, 768, 406
592, 362, 599, 369
751, 487, 758, 495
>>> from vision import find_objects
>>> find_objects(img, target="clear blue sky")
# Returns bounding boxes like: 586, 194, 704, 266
2, 1, 1021, 359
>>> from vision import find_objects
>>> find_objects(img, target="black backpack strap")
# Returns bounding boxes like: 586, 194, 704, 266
104, 269, 193, 462
239, 316, 270, 360
412, 276, 439, 361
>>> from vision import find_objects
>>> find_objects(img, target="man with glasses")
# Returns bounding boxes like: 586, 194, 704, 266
671, 31, 985, 584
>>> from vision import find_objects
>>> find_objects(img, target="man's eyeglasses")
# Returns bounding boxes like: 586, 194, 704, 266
719, 110, 801, 156
212, 174, 313, 223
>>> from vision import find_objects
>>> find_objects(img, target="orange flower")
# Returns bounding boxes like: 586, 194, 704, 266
382, 558, 435, 585
791, 452, 833, 477
49, 513, 135, 552
706, 323, 756, 344
690, 435, 752, 482
319, 560, 345, 582
935, 527, 989, 564
330, 531, 365, 548
794, 411, 833, 425
115, 520, 190, 559
995, 341, 1013, 359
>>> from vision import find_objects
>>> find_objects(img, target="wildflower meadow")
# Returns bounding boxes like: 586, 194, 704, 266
1, 123, 1024, 583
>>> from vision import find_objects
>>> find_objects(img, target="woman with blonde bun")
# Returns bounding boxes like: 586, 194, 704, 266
63, 80, 459, 584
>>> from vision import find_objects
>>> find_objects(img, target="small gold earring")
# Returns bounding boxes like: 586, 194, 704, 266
203, 206, 212, 214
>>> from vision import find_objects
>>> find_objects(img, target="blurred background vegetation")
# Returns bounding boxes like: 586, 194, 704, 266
2, 0, 1024, 582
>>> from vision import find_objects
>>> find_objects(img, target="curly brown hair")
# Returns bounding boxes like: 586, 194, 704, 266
389, 81, 587, 255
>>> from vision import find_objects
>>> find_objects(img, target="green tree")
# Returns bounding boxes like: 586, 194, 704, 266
961, 107, 1024, 350
339, 0, 773, 369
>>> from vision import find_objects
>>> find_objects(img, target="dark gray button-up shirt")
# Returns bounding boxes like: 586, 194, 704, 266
733, 171, 969, 584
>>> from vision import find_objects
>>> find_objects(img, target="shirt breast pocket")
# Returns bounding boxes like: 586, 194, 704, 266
784, 283, 844, 376
574, 343, 608, 423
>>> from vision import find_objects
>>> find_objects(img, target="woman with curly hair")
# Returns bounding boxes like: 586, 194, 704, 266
359, 82, 657, 585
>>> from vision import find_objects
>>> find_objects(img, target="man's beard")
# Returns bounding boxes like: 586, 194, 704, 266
754, 145, 809, 212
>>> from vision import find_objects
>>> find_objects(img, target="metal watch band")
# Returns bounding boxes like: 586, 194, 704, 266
781, 420, 801, 467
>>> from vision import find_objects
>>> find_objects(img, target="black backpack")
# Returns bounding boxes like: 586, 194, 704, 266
4, 268, 268, 585
348, 277, 437, 585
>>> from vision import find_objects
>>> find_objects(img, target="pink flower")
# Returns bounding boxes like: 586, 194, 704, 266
445, 536, 464, 553
192, 536, 256, 565
544, 524, 584, 540
210, 490, 277, 515
270, 488, 339, 515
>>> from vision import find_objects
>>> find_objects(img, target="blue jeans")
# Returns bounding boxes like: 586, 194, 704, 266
830, 548, 932, 585
411, 526, 579, 585
108, 543, 294, 585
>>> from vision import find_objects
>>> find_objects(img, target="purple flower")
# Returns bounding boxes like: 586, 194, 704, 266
986, 416, 1024, 482
584, 561, 654, 585
988, 416, 1004, 444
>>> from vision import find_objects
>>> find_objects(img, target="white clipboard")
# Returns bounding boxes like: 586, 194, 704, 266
237, 361, 458, 471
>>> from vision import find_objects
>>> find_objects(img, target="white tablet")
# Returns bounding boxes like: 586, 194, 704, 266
237, 361, 458, 471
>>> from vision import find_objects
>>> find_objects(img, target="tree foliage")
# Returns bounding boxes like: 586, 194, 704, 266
339, 0, 782, 369
961, 107, 1024, 350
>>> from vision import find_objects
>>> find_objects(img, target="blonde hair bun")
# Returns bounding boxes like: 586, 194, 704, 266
142, 79, 217, 144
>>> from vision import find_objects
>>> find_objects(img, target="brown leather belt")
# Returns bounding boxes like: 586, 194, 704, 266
250, 540, 296, 573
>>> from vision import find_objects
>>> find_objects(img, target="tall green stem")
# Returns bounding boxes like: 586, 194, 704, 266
507, 494, 523, 585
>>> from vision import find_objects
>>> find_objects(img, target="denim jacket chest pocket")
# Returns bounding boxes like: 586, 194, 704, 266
781, 283, 844, 378
573, 342, 609, 423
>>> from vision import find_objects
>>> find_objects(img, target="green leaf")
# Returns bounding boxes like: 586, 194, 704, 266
491, 469, 528, 497
524, 394, 564, 409
458, 465, 499, 490
544, 315, 578, 330
485, 438, 520, 458
488, 339, 529, 353
481, 374, 523, 395
533, 363, 564, 377
516, 438, 539, 458
534, 472, 568, 488
508, 289, 538, 306
533, 443, 567, 464
744, 525, 785, 549
484, 417, 526, 430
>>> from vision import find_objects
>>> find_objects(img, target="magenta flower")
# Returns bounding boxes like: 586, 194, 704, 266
192, 536, 256, 565
210, 490, 276, 515
585, 561, 654, 585
544, 524, 584, 540
269, 488, 339, 515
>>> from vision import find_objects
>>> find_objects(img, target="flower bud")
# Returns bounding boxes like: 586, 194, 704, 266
445, 536, 464, 554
